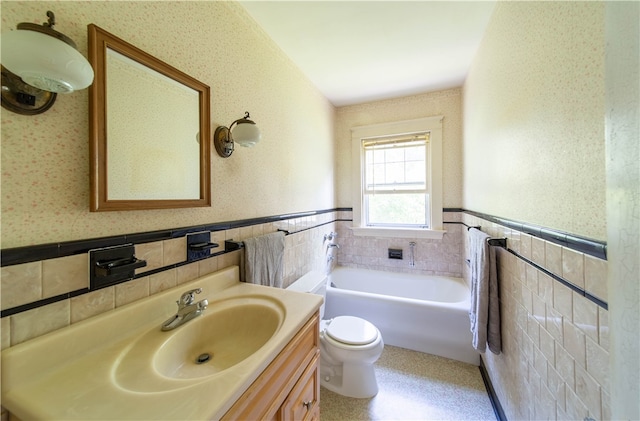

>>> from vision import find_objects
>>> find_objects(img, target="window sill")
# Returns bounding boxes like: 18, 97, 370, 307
349, 226, 446, 240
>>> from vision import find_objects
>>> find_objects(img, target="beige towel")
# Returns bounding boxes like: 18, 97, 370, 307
469, 228, 501, 354
243, 231, 285, 288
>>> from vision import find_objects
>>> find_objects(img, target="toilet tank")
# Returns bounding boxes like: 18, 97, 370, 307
286, 271, 327, 318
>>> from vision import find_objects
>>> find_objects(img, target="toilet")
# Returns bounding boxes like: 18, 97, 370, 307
286, 271, 384, 398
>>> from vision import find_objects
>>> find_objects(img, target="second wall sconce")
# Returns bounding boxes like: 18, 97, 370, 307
214, 112, 261, 158
1, 11, 94, 115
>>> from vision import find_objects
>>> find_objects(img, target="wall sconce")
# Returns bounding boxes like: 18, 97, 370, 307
214, 112, 261, 158
1, 11, 94, 115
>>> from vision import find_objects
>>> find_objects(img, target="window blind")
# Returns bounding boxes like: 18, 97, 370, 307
363, 133, 429, 195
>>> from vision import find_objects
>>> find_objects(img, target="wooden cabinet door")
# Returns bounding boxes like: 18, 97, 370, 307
279, 353, 319, 421
221, 313, 319, 421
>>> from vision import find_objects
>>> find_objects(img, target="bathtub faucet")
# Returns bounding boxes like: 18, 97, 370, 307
327, 243, 340, 249
323, 232, 338, 242
409, 242, 416, 267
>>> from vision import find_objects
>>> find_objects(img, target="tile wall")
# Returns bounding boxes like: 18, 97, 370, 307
334, 208, 609, 420
1, 208, 610, 421
0, 211, 344, 350
335, 212, 464, 277
462, 213, 610, 420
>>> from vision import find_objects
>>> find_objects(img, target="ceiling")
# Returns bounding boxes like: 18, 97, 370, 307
239, 1, 497, 107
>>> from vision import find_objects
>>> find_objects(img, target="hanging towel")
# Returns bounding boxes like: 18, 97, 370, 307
468, 228, 501, 354
243, 231, 286, 288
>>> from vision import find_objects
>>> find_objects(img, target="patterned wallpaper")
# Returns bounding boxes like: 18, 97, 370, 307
462, 2, 607, 241
0, 1, 335, 248
604, 2, 640, 418
334, 88, 464, 208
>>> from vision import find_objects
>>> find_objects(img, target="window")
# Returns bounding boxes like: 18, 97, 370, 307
364, 134, 429, 227
351, 116, 444, 239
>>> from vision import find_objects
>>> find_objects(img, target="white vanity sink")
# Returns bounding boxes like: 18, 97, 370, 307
1, 266, 321, 420
114, 295, 285, 392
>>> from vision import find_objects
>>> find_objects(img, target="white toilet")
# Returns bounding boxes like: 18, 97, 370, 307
286, 271, 384, 398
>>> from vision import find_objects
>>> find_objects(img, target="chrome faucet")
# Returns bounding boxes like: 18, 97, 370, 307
327, 243, 340, 249
323, 232, 338, 242
161, 288, 208, 331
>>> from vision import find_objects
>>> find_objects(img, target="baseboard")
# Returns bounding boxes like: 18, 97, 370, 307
479, 357, 507, 421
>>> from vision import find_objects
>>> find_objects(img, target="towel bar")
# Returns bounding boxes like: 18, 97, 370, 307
224, 240, 244, 251
488, 238, 507, 248
225, 229, 291, 253
467, 226, 507, 248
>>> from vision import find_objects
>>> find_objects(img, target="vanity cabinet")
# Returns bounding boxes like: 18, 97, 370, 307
221, 312, 320, 421
279, 355, 320, 420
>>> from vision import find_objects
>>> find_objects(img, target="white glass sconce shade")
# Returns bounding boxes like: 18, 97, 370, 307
232, 120, 261, 147
1, 26, 94, 93
214, 112, 261, 158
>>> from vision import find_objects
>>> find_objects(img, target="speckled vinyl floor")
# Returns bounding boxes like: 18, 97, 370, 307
319, 345, 496, 421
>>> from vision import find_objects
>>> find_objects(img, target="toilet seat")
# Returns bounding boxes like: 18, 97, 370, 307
325, 316, 379, 345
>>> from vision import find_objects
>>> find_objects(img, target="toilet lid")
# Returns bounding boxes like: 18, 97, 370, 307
325, 316, 378, 345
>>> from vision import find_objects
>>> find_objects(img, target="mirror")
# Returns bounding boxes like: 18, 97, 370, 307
88, 24, 211, 211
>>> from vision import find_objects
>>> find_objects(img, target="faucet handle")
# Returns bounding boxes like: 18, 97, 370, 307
323, 232, 338, 242
198, 299, 209, 310
178, 288, 202, 307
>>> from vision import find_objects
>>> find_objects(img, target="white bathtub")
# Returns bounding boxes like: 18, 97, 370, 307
324, 266, 479, 365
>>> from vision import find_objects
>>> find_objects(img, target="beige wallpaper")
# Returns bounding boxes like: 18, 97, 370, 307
334, 88, 463, 208
0, 1, 336, 249
462, 2, 606, 241
604, 2, 640, 418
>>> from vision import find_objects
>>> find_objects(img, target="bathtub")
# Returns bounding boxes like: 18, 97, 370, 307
324, 266, 479, 365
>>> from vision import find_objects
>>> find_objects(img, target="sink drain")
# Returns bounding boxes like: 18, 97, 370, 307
196, 353, 211, 364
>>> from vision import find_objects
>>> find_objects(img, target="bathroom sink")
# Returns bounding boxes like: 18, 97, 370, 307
1, 266, 323, 420
113, 295, 285, 392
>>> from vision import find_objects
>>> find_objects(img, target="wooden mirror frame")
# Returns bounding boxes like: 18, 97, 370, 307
88, 24, 211, 212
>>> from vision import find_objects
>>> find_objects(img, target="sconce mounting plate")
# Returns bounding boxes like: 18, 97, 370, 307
214, 126, 233, 158
1, 65, 57, 115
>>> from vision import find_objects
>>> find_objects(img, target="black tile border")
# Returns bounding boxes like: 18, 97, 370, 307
0, 258, 215, 318
0, 210, 346, 318
460, 209, 607, 260
505, 248, 608, 310
479, 357, 508, 421
0, 288, 89, 318
1, 208, 348, 267
453, 219, 608, 310
1, 207, 608, 316
2, 207, 606, 267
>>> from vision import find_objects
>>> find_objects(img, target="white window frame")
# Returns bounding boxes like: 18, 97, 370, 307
350, 116, 445, 239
